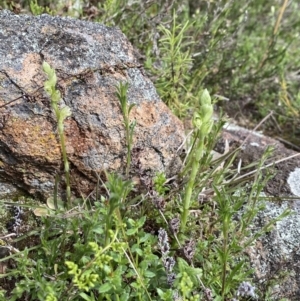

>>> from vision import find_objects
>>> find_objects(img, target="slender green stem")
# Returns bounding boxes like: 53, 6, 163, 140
125, 117, 131, 177
221, 219, 229, 299
181, 135, 204, 231
57, 120, 71, 207
116, 82, 136, 178
180, 89, 213, 234
43, 61, 72, 208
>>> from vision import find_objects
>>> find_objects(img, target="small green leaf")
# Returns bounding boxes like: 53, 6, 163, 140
80, 292, 95, 301
42, 61, 51, 74
47, 197, 64, 210
131, 244, 143, 256
128, 103, 136, 114
200, 89, 211, 106
52, 90, 61, 103
60, 106, 72, 120
44, 81, 53, 95
192, 112, 202, 129
157, 288, 164, 297
126, 228, 137, 235
98, 282, 112, 293
144, 270, 156, 278
92, 226, 104, 234
119, 292, 130, 301
127, 218, 135, 226
33, 206, 51, 216
136, 215, 146, 228
140, 233, 152, 243
201, 104, 213, 122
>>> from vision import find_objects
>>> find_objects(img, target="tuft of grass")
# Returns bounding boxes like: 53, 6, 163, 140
144, 11, 194, 117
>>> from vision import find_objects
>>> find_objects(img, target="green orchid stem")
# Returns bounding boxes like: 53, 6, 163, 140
116, 82, 136, 178
180, 89, 213, 237
43, 61, 72, 209
52, 105, 72, 208
180, 134, 205, 233
58, 121, 72, 208
125, 117, 131, 177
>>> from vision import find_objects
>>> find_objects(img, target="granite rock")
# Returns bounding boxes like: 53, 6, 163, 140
0, 10, 184, 200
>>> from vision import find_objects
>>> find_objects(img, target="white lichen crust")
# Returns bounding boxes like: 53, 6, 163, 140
287, 167, 300, 197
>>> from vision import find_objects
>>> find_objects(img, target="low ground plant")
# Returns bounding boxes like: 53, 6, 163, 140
0, 65, 290, 300
0, 0, 297, 300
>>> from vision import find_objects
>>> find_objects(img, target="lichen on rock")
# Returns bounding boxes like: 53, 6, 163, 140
0, 10, 184, 200
287, 167, 300, 197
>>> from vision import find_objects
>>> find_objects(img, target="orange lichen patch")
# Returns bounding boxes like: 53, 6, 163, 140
64, 119, 92, 156
131, 101, 158, 127
3, 117, 61, 161
6, 53, 45, 91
